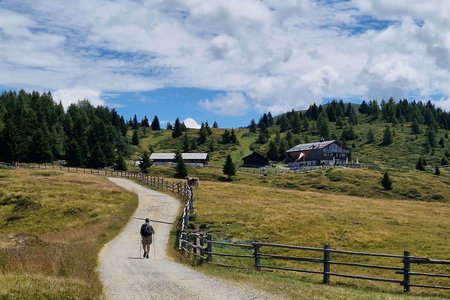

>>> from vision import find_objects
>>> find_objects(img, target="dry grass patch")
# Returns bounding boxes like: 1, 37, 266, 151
193, 181, 450, 298
0, 168, 138, 299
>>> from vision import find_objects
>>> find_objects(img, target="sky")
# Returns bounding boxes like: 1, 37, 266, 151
2, 0, 450, 128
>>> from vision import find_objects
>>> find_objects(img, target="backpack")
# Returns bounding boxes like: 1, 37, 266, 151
140, 224, 152, 237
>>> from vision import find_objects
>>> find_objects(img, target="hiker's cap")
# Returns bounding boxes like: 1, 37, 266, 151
145, 218, 150, 222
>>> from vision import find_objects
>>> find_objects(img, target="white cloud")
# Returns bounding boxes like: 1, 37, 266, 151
1, 0, 450, 113
52, 89, 104, 108
199, 92, 250, 116
183, 117, 201, 129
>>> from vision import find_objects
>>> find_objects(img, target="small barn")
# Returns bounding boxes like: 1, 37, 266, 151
285, 140, 351, 167
242, 152, 269, 168
150, 153, 209, 167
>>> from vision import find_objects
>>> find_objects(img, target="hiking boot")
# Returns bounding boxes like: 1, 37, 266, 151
143, 251, 147, 257
146, 253, 149, 258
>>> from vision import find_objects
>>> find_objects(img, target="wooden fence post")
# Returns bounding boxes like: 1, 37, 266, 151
323, 244, 331, 284
253, 241, 261, 271
402, 250, 411, 293
199, 234, 205, 264
206, 233, 212, 262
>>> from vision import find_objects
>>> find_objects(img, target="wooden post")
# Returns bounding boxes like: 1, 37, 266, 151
253, 241, 261, 271
206, 233, 212, 262
402, 250, 411, 293
323, 244, 331, 284
199, 234, 205, 264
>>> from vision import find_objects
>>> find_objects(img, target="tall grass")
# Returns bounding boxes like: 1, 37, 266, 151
191, 181, 450, 299
0, 169, 138, 299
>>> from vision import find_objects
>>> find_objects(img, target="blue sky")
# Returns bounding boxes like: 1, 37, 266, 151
1, 0, 450, 128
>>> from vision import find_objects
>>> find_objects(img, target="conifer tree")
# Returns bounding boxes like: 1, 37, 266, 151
209, 139, 215, 152
267, 141, 278, 161
411, 119, 421, 134
382, 126, 393, 146
416, 156, 426, 171
442, 156, 449, 166
381, 171, 393, 190
132, 129, 139, 146
172, 118, 183, 138
151, 115, 161, 130
212, 121, 219, 128
89, 144, 106, 169
223, 154, 236, 180
174, 150, 187, 178
65, 139, 82, 167
139, 151, 151, 173
249, 119, 257, 133
114, 154, 127, 171
198, 123, 208, 144
183, 132, 190, 152
367, 128, 375, 143
190, 139, 197, 150
435, 165, 441, 176
142, 116, 150, 127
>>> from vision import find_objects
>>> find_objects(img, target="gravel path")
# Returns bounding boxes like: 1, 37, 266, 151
99, 178, 282, 300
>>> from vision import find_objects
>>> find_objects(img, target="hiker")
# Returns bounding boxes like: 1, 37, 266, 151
140, 218, 155, 259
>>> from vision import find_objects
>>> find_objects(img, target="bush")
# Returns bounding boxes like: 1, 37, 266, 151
381, 171, 393, 190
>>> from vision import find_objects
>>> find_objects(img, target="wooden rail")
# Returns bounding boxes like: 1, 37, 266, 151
179, 234, 450, 294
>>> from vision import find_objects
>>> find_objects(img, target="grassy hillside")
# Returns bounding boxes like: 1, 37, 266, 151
0, 167, 138, 299
191, 181, 450, 298
128, 114, 449, 171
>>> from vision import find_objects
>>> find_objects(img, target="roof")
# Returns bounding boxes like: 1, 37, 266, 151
286, 140, 336, 153
150, 153, 209, 160
242, 152, 268, 160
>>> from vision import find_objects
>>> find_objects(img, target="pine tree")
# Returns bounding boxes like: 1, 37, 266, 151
142, 116, 150, 127
190, 139, 197, 150
212, 121, 219, 128
183, 132, 190, 152
172, 118, 183, 138
416, 156, 425, 171
151, 115, 161, 130
65, 139, 82, 167
442, 156, 449, 166
381, 171, 393, 190
139, 151, 151, 173
411, 119, 421, 134
249, 119, 257, 133
267, 141, 278, 161
382, 126, 393, 146
367, 128, 375, 143
439, 137, 445, 148
132, 114, 139, 129
435, 165, 441, 176
132, 129, 139, 146
198, 123, 208, 144
426, 127, 436, 147
209, 139, 215, 152
223, 154, 236, 180
114, 154, 127, 171
174, 150, 188, 178
89, 144, 106, 169
204, 121, 212, 135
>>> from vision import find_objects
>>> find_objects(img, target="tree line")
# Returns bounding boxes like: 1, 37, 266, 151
0, 90, 128, 168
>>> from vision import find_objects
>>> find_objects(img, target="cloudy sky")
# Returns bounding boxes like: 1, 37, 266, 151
1, 0, 450, 127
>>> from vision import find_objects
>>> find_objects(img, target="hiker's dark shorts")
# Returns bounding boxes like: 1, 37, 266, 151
142, 236, 152, 246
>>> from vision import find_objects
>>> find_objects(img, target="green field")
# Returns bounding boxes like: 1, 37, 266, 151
0, 168, 138, 299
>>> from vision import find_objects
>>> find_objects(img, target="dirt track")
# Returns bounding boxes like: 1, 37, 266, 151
99, 177, 281, 300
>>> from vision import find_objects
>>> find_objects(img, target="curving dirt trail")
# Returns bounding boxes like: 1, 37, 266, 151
99, 177, 281, 300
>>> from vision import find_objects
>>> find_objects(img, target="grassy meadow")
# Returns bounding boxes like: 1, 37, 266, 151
0, 167, 138, 299
189, 181, 450, 298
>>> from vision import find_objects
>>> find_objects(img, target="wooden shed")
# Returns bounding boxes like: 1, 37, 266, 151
242, 152, 270, 168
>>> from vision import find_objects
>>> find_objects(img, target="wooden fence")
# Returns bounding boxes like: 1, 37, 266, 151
13, 162, 196, 250
237, 164, 373, 175
179, 233, 450, 294
14, 162, 191, 198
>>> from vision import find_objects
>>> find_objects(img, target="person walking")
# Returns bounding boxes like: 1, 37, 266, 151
140, 218, 155, 259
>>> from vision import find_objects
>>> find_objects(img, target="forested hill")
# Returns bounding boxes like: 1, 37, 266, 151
0, 90, 128, 167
